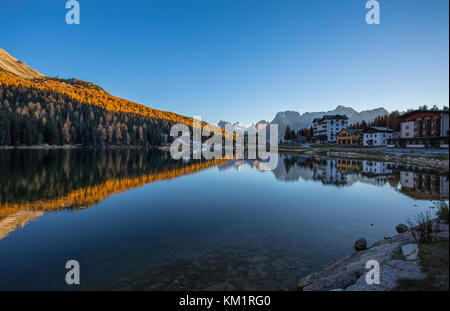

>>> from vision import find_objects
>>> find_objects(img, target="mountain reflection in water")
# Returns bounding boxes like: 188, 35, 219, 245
1, 150, 448, 242
0, 149, 449, 239
0, 149, 229, 239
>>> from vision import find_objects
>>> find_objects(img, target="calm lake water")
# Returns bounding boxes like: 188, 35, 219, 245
0, 149, 448, 290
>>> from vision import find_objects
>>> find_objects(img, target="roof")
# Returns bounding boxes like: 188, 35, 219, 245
337, 128, 362, 135
399, 109, 448, 120
322, 114, 348, 120
362, 127, 394, 133
315, 114, 348, 123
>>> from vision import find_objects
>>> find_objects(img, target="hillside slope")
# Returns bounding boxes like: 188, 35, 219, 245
0, 71, 201, 127
0, 48, 44, 80
0, 49, 227, 146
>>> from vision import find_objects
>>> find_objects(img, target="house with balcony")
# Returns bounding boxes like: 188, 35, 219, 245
312, 118, 321, 137
336, 129, 362, 145
387, 110, 449, 148
312, 115, 348, 143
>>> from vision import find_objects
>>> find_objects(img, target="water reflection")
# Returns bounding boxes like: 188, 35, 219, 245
1, 151, 448, 242
0, 150, 447, 290
223, 155, 449, 200
0, 149, 229, 240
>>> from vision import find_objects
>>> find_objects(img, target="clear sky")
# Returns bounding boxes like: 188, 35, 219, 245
1, 0, 448, 125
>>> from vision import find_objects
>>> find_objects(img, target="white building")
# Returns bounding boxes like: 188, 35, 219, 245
362, 127, 393, 146
362, 160, 392, 175
313, 115, 348, 142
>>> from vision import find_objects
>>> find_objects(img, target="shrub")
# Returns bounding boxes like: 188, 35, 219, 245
406, 209, 435, 243
433, 201, 449, 224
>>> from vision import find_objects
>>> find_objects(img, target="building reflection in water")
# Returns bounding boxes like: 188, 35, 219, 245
0, 150, 447, 240
400, 171, 449, 200
237, 154, 448, 200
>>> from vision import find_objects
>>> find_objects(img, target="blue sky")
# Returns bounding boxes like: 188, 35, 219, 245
1, 0, 448, 125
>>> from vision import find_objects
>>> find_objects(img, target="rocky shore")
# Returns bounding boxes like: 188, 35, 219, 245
296, 219, 449, 291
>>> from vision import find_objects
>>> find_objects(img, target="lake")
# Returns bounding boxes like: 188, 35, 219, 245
0, 149, 448, 290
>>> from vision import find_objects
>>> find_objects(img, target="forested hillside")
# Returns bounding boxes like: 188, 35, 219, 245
0, 71, 226, 147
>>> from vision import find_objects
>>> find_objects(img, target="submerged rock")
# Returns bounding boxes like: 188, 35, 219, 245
396, 224, 408, 233
354, 238, 367, 251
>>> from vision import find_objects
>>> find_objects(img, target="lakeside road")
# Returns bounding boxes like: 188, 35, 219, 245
279, 145, 449, 156
278, 145, 449, 172
1, 144, 449, 171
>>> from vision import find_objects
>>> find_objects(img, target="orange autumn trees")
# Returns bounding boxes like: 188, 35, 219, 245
1, 72, 194, 126
0, 71, 231, 146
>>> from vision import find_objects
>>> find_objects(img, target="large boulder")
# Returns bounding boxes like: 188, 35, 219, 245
396, 224, 408, 233
354, 238, 367, 251
401, 244, 419, 261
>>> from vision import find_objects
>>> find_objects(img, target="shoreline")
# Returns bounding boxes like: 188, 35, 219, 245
1, 144, 448, 171
296, 218, 449, 291
278, 147, 449, 172
0, 145, 148, 150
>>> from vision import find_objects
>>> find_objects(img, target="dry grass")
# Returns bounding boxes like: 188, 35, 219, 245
394, 239, 449, 291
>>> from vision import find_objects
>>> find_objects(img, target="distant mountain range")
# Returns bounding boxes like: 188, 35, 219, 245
218, 120, 269, 134
270, 105, 388, 131
219, 106, 389, 138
